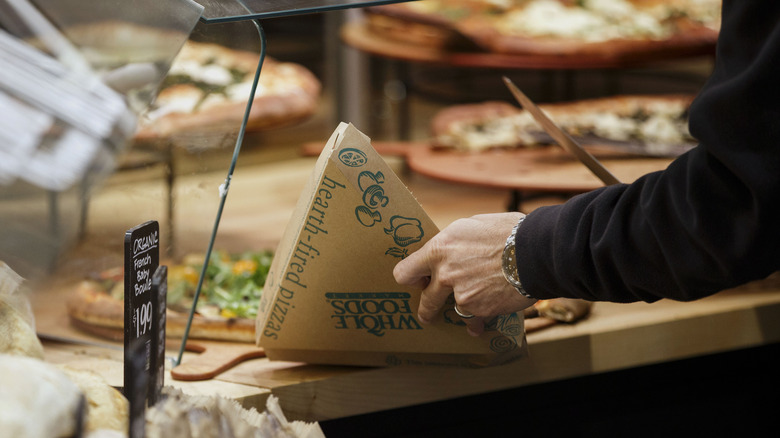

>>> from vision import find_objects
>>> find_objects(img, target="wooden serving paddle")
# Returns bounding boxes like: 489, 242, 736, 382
503, 77, 622, 186
171, 340, 266, 381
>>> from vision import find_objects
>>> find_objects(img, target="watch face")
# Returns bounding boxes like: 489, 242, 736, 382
502, 245, 522, 288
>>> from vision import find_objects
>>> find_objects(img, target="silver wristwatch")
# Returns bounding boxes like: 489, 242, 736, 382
502, 216, 533, 299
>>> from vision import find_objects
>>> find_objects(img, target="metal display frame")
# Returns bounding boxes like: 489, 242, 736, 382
196, 0, 415, 23
176, 0, 417, 365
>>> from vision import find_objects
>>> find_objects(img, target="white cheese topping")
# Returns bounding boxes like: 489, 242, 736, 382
584, 113, 637, 141
498, 0, 672, 41
443, 112, 538, 151
500, 1, 607, 41
168, 59, 233, 86
225, 81, 260, 102
145, 86, 203, 121
223, 66, 304, 102
639, 115, 686, 144
439, 99, 693, 152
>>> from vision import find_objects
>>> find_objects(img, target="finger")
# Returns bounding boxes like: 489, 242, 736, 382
407, 275, 430, 292
464, 317, 485, 337
393, 244, 432, 286
417, 277, 451, 324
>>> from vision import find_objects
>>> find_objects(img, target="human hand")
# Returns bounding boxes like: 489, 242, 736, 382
393, 212, 536, 336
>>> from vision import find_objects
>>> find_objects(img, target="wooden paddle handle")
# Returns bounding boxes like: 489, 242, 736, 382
171, 342, 265, 381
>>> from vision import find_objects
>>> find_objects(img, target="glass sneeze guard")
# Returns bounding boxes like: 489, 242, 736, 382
172, 0, 418, 365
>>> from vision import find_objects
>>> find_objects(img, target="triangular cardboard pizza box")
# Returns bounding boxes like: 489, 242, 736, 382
255, 123, 526, 367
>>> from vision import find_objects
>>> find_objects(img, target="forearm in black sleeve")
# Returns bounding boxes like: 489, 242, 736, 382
515, 0, 780, 303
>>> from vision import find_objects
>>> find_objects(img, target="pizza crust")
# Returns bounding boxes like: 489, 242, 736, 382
523, 299, 593, 333
66, 280, 256, 343
535, 298, 592, 323
50, 21, 321, 147
133, 41, 321, 147
367, 1, 506, 29
430, 101, 521, 139
365, 0, 720, 61
364, 1, 498, 49
431, 94, 696, 152
459, 19, 718, 59
365, 12, 463, 49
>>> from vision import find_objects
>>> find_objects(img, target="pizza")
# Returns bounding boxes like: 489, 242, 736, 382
365, 0, 499, 48
133, 40, 321, 147
53, 20, 320, 148
366, 0, 721, 59
65, 248, 588, 341
524, 298, 592, 332
66, 250, 274, 343
430, 94, 697, 155
367, 0, 505, 30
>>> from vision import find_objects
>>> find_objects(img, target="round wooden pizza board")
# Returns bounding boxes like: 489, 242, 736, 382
341, 21, 716, 70
301, 140, 673, 193
29, 277, 265, 382
405, 145, 673, 193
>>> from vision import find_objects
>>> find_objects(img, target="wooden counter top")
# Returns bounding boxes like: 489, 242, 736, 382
38, 276, 780, 421
32, 156, 780, 422
214, 277, 780, 420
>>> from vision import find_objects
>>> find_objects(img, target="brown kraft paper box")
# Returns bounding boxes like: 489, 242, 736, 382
255, 123, 526, 367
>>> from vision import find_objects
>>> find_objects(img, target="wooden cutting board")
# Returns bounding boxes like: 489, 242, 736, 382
303, 140, 672, 193
30, 277, 264, 381
405, 145, 673, 192
171, 340, 266, 381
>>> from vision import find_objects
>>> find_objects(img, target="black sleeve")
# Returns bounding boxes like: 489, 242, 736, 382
515, 0, 780, 303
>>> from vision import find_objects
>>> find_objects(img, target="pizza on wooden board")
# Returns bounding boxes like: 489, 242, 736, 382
365, 0, 501, 48
65, 248, 587, 341
524, 298, 593, 332
56, 20, 321, 148
456, 0, 721, 58
430, 94, 697, 155
66, 250, 273, 343
367, 0, 721, 59
133, 40, 322, 145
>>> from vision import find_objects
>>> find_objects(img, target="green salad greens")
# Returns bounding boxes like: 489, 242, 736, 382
167, 250, 273, 319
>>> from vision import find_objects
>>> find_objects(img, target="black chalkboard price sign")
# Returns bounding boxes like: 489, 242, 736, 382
124, 221, 160, 372
123, 220, 160, 437
148, 265, 167, 406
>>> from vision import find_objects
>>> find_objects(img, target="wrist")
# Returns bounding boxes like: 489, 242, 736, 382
502, 216, 534, 299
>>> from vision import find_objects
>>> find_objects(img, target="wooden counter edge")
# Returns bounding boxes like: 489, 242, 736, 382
215, 282, 780, 421
40, 339, 273, 412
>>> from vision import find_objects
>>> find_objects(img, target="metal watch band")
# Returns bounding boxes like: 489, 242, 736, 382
503, 216, 534, 299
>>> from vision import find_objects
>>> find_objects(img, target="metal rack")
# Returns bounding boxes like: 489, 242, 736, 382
195, 0, 415, 23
